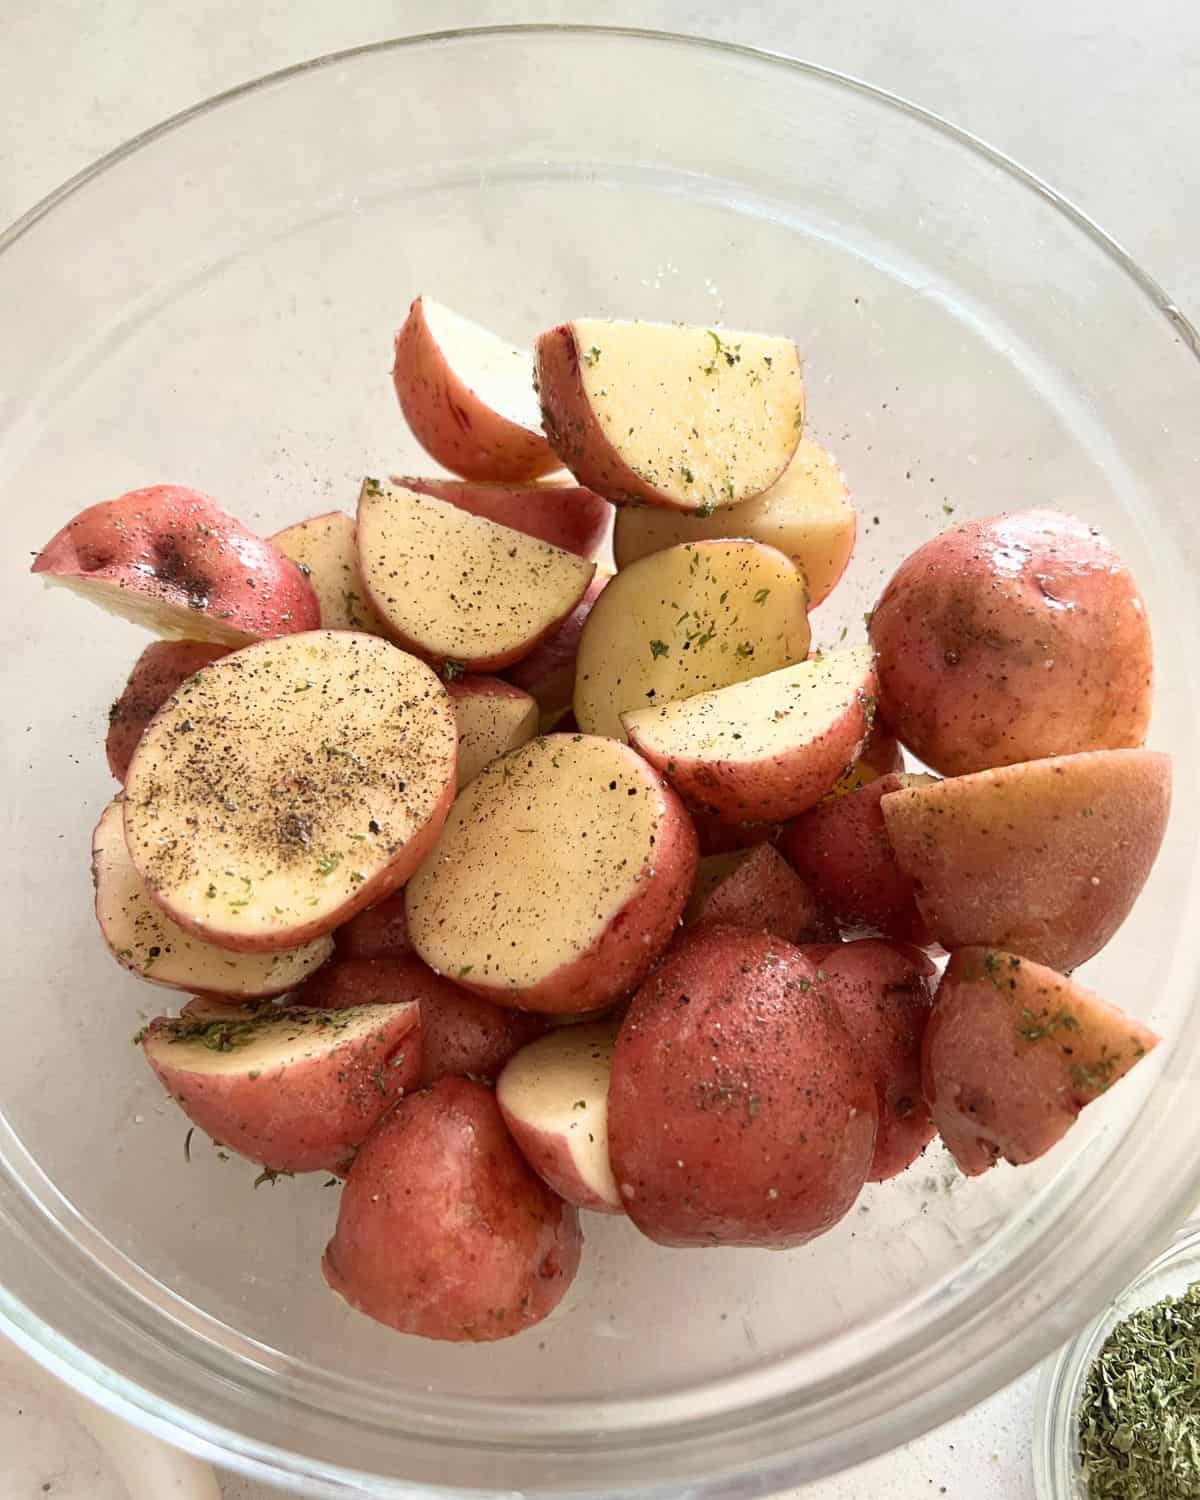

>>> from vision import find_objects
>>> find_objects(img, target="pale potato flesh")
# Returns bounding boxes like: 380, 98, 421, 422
270, 511, 388, 634
574, 539, 810, 740
407, 736, 671, 992
123, 631, 456, 950
356, 481, 595, 668
421, 297, 544, 432
613, 439, 855, 606
545, 319, 804, 509
448, 678, 539, 787
143, 1002, 405, 1078
93, 802, 332, 996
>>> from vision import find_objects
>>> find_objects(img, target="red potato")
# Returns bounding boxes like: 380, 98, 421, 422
685, 843, 833, 944
623, 645, 878, 822
141, 1002, 421, 1174
505, 571, 610, 728
322, 1077, 582, 1341
923, 948, 1159, 1176
868, 510, 1154, 776
535, 319, 805, 512
406, 735, 698, 1014
881, 750, 1172, 971
392, 296, 559, 483
293, 955, 546, 1085
497, 1022, 622, 1213
778, 772, 933, 944
809, 940, 937, 1181
105, 640, 230, 782
269, 510, 387, 634
395, 475, 612, 559
31, 486, 319, 645
609, 926, 877, 1247
446, 675, 538, 788
334, 891, 412, 960
123, 632, 457, 953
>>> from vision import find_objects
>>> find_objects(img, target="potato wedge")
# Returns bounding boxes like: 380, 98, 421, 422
356, 480, 595, 671
93, 802, 332, 997
396, 475, 612, 559
106, 640, 231, 783
684, 843, 832, 944
575, 540, 810, 740
535, 319, 805, 511
624, 644, 878, 822
269, 510, 387, 634
31, 485, 318, 644
141, 1000, 421, 1173
392, 296, 559, 482
123, 631, 457, 952
613, 439, 855, 606
498, 1022, 621, 1213
881, 750, 1172, 970
506, 571, 610, 728
406, 734, 698, 1013
447, 675, 539, 788
923, 948, 1158, 1175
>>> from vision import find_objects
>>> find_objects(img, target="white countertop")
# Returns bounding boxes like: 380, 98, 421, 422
2, 3, 1196, 1497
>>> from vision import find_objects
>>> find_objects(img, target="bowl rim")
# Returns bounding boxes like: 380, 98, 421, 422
2, 22, 1200, 1499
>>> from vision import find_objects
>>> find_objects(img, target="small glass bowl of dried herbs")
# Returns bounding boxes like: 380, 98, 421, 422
1035, 1220, 1200, 1500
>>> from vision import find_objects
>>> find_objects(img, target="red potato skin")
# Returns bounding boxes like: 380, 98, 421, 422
444, 673, 533, 710
923, 948, 1159, 1176
392, 299, 559, 483
322, 1077, 583, 1340
806, 940, 937, 1181
689, 843, 834, 945
498, 1107, 620, 1215
141, 1003, 421, 1173
32, 486, 319, 640
293, 956, 546, 1085
690, 811, 781, 856
106, 640, 231, 782
608, 926, 878, 1248
396, 476, 612, 559
868, 510, 1154, 776
778, 774, 931, 944
334, 891, 413, 959
505, 572, 610, 723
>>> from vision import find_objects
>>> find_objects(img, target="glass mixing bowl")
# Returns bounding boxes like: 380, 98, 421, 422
1, 25, 1198, 1500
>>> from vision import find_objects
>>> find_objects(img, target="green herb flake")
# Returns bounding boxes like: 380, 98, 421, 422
315, 852, 342, 877
441, 659, 466, 682
753, 588, 771, 605
183, 1127, 195, 1163
582, 345, 602, 367
363, 476, 384, 497
649, 639, 670, 659
458, 965, 474, 978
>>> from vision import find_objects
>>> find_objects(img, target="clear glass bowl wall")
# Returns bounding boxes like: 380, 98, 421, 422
0, 26, 1198, 1500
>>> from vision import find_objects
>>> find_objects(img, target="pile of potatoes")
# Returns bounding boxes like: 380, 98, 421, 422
32, 296, 1170, 1343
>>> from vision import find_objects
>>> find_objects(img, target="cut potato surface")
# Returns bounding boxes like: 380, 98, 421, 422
613, 439, 855, 606
123, 631, 457, 953
393, 296, 558, 483
93, 802, 332, 997
396, 475, 613, 559
406, 734, 698, 1013
447, 676, 539, 788
574, 539, 810, 741
356, 480, 595, 671
536, 319, 805, 512
270, 511, 387, 634
106, 640, 231, 783
624, 644, 878, 822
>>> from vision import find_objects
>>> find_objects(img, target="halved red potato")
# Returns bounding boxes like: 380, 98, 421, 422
322, 1077, 583, 1340
923, 948, 1158, 1176
575, 540, 810, 741
123, 631, 457, 953
535, 319, 805, 512
685, 843, 832, 944
869, 510, 1154, 776
93, 802, 332, 997
141, 1001, 421, 1173
497, 1021, 621, 1213
334, 891, 412, 960
106, 640, 231, 782
882, 750, 1172, 971
447, 675, 538, 788
269, 510, 387, 634
506, 571, 610, 729
609, 926, 878, 1248
356, 480, 595, 672
406, 734, 698, 1014
779, 772, 934, 944
395, 475, 612, 559
392, 296, 559, 483
292, 955, 546, 1085
810, 940, 937, 1181
613, 439, 855, 606
624, 645, 878, 822
31, 486, 319, 644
